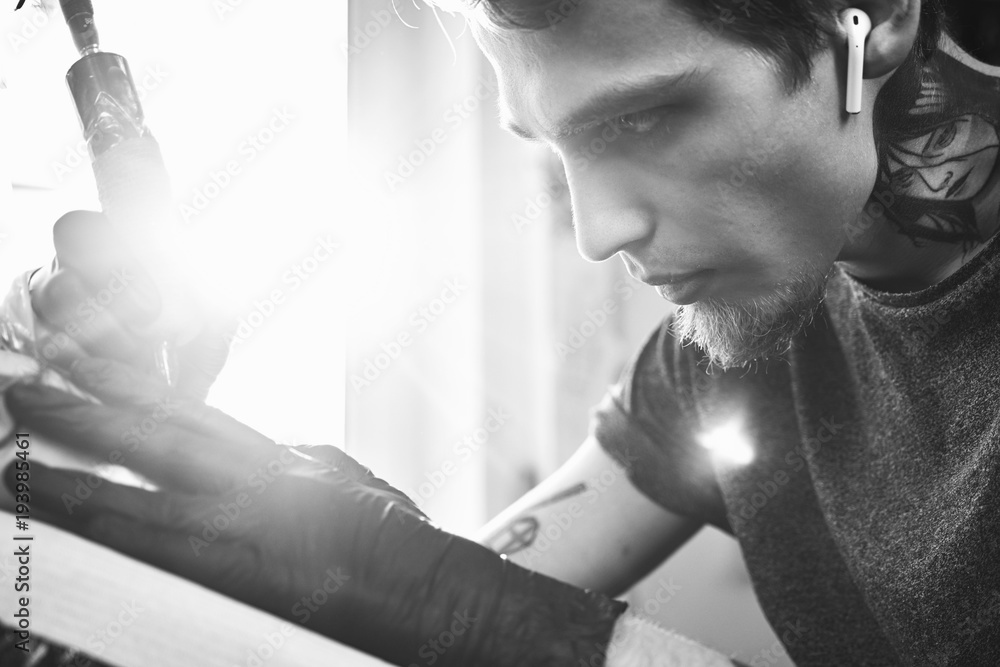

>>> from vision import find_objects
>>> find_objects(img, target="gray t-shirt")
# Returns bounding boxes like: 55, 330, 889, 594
593, 232, 1000, 665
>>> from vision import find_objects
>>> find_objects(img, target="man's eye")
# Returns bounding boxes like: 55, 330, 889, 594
607, 109, 664, 134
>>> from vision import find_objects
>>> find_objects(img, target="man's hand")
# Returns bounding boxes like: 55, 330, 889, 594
28, 210, 230, 400
1, 358, 628, 667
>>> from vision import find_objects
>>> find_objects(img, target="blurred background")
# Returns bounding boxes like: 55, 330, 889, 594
344, 0, 787, 663
2, 0, 998, 664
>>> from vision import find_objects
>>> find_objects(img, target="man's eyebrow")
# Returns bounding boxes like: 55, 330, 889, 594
500, 68, 703, 142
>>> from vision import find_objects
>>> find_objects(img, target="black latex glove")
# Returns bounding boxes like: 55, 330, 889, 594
28, 210, 230, 401
2, 358, 627, 667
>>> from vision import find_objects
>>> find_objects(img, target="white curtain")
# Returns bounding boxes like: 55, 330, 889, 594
346, 0, 559, 536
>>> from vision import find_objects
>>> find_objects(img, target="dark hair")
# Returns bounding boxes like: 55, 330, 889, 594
446, 0, 948, 91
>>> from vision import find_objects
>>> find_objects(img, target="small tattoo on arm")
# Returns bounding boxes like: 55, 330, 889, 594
486, 483, 590, 555
490, 516, 540, 555
524, 482, 588, 511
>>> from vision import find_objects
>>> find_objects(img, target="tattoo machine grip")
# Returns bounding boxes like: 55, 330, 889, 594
61, 7, 201, 383
59, 0, 99, 56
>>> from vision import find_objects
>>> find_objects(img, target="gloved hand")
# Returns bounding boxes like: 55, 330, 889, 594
27, 210, 230, 400
2, 358, 628, 667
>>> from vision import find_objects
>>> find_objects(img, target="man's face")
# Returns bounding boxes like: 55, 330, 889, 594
475, 0, 878, 369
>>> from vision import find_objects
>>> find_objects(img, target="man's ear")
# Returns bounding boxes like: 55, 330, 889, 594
847, 0, 922, 78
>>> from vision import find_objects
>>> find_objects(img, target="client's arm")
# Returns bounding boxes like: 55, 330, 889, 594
477, 439, 740, 665
3, 358, 740, 667
478, 436, 701, 596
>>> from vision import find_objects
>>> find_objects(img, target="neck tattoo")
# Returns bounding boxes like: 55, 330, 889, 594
872, 39, 1000, 254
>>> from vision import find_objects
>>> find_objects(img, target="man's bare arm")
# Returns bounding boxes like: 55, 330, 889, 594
477, 439, 753, 665
477, 436, 701, 596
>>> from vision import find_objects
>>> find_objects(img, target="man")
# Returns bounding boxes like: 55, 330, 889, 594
464, 0, 1000, 662
4, 0, 999, 665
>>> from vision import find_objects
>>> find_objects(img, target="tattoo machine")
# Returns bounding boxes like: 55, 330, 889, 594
58, 0, 200, 383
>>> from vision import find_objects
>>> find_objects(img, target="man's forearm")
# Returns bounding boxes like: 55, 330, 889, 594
604, 612, 738, 667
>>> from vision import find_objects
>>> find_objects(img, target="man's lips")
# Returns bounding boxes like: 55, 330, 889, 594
645, 269, 715, 305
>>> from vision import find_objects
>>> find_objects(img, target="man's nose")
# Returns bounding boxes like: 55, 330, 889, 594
567, 168, 655, 263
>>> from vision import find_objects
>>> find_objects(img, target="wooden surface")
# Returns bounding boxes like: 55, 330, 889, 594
0, 510, 392, 667
1, 350, 389, 666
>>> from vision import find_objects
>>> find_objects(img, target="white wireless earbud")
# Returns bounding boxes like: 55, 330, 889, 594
843, 8, 872, 114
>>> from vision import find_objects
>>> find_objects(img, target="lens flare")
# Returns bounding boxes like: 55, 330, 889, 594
697, 418, 754, 465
